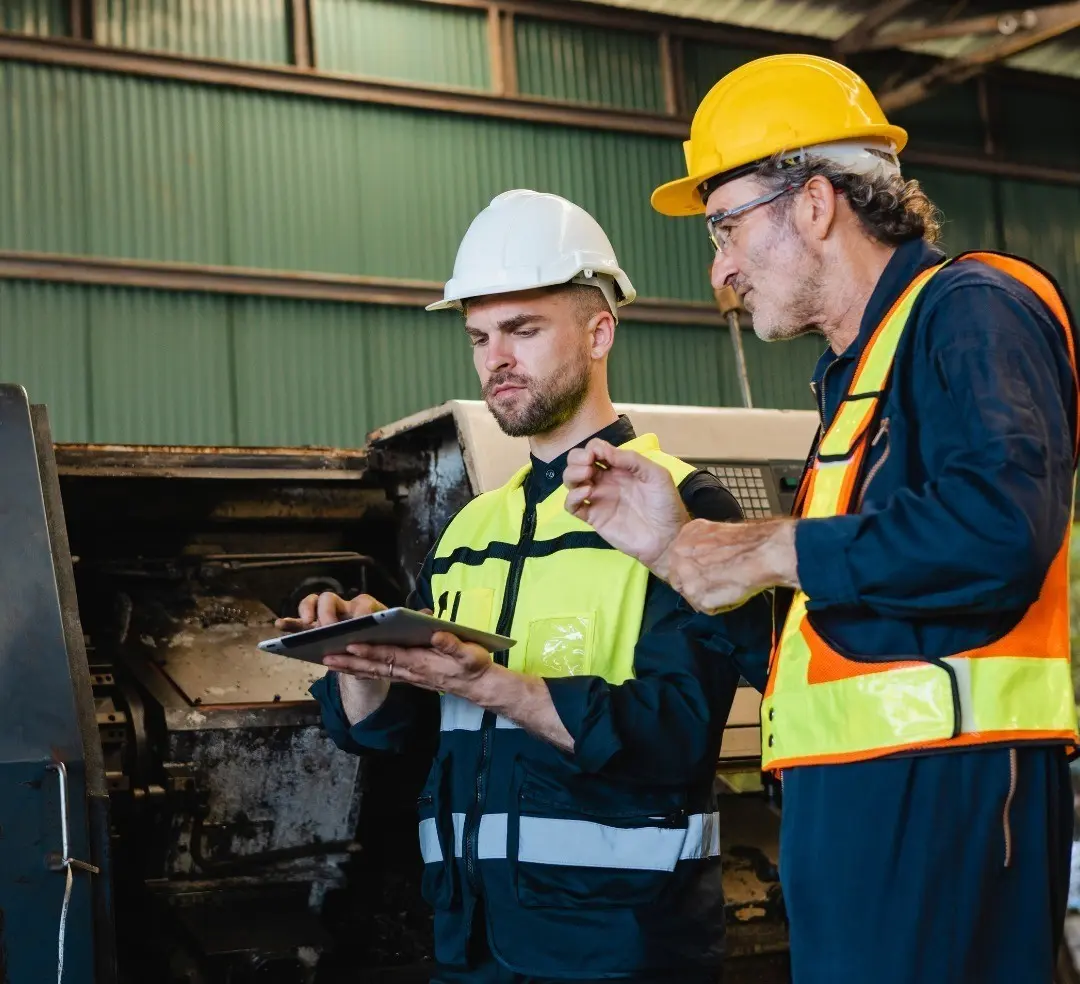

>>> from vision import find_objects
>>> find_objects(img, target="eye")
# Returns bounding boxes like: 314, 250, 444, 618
514, 328, 538, 338
467, 334, 486, 348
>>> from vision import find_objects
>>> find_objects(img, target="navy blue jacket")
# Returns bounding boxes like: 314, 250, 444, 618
312, 417, 771, 977
754, 241, 1077, 984
707, 239, 1076, 693
796, 239, 1076, 665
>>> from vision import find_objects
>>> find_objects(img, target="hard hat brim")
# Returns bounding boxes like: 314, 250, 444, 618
650, 123, 909, 217
427, 269, 637, 313
650, 171, 718, 218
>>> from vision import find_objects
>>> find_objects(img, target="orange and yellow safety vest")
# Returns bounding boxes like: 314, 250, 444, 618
761, 252, 1080, 772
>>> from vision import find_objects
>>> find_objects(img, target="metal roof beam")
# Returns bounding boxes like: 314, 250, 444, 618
834, 0, 921, 54
879, 2, 1080, 110
865, 3, 1076, 49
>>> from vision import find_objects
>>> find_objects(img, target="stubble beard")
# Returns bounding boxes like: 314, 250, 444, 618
484, 348, 592, 438
746, 222, 825, 343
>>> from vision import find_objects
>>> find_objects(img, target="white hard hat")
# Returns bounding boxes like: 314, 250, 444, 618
427, 189, 637, 320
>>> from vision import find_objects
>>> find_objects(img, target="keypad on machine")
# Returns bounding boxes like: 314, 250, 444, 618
706, 465, 773, 519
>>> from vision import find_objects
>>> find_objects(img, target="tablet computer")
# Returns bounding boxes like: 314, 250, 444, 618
257, 607, 516, 665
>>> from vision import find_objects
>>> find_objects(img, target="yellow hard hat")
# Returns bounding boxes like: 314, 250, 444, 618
651, 54, 908, 217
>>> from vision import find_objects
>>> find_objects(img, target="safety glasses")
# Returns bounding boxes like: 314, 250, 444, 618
705, 184, 797, 253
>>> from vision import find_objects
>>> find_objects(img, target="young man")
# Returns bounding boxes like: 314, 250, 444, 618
563, 55, 1078, 984
281, 190, 767, 982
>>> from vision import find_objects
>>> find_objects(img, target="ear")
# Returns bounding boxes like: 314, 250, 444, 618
800, 174, 839, 242
589, 310, 616, 360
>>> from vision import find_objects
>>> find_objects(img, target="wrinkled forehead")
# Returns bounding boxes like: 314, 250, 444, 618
703, 172, 769, 218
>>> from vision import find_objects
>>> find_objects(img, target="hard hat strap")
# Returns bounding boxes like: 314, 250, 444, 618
571, 273, 620, 323
697, 139, 902, 206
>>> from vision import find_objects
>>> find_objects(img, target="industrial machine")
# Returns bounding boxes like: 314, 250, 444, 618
1, 389, 820, 984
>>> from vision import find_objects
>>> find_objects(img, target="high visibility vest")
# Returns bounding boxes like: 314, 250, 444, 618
408, 433, 728, 974
425, 433, 715, 880
430, 433, 696, 686
760, 252, 1080, 772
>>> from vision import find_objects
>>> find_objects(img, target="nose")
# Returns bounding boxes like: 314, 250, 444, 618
710, 249, 740, 292
484, 334, 514, 374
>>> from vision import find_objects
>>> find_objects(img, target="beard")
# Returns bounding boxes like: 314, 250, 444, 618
484, 348, 592, 438
742, 223, 825, 343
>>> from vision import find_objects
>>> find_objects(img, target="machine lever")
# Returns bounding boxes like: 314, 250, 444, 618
47, 760, 100, 984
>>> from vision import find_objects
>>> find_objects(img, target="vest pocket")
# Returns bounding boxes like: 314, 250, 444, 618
522, 613, 595, 677
436, 587, 494, 632
508, 768, 692, 909
417, 752, 458, 910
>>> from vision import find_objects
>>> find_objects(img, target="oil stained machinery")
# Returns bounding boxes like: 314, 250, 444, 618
0, 387, 817, 984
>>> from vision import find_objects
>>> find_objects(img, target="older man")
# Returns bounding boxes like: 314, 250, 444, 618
564, 54, 1079, 984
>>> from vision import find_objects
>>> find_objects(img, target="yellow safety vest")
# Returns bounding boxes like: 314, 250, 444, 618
429, 433, 695, 685
761, 252, 1080, 772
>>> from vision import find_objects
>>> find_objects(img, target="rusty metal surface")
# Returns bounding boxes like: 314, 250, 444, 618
164, 722, 362, 882
719, 794, 787, 959
54, 441, 369, 477
368, 409, 475, 593
137, 594, 326, 706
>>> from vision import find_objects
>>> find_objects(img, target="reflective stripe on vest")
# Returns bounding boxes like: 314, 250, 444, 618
440, 693, 520, 732
419, 811, 721, 869
761, 251, 1080, 772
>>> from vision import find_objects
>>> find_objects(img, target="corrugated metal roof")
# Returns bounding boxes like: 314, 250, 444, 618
572, 0, 1080, 79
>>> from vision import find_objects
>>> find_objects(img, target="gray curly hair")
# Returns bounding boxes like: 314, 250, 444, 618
755, 151, 943, 248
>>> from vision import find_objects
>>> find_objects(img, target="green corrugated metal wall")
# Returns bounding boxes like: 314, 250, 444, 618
2, 0, 66, 35
95, 0, 290, 63
680, 40, 751, 111
999, 181, 1080, 305
1, 0, 1078, 446
0, 279, 819, 445
313, 0, 490, 89
0, 59, 712, 299
515, 17, 664, 112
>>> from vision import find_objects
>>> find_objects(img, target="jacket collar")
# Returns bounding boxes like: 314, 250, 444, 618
812, 238, 944, 383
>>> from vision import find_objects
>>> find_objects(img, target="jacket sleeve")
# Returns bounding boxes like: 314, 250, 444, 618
309, 553, 440, 757
796, 280, 1076, 618
544, 475, 773, 782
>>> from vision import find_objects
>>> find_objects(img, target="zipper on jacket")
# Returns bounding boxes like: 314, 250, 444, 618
854, 418, 890, 511
812, 358, 839, 431
463, 497, 538, 894
1003, 747, 1018, 868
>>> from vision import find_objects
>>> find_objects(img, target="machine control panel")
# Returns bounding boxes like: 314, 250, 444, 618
698, 461, 805, 519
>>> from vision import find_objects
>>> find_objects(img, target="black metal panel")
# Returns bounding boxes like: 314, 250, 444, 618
32, 405, 118, 984
0, 385, 112, 983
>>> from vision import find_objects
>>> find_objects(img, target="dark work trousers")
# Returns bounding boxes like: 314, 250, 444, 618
779, 744, 1073, 984
431, 904, 722, 984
